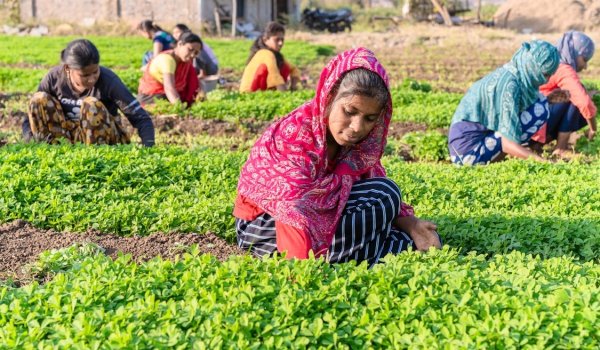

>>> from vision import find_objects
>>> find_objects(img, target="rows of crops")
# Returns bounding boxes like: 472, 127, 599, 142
1, 33, 600, 347
1, 143, 600, 259
7, 85, 597, 161
2, 245, 600, 348
0, 35, 334, 93
1, 142, 600, 346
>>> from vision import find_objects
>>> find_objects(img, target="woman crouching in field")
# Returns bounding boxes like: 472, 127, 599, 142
239, 22, 300, 93
138, 20, 176, 68
448, 40, 565, 166
172, 23, 220, 93
137, 32, 203, 107
531, 31, 597, 157
233, 48, 441, 266
23, 39, 155, 146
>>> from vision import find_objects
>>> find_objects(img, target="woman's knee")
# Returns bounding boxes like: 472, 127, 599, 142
383, 178, 402, 211
362, 177, 402, 210
81, 96, 102, 106
375, 177, 401, 194
81, 97, 109, 116
29, 91, 54, 108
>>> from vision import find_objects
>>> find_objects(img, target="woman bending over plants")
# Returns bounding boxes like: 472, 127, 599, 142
531, 31, 597, 157
448, 40, 565, 166
239, 22, 300, 93
233, 48, 441, 266
137, 32, 203, 107
138, 20, 176, 68
172, 23, 220, 93
22, 39, 155, 146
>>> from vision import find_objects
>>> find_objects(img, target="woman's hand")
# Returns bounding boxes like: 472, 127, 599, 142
501, 136, 547, 163
410, 219, 441, 251
395, 216, 441, 251
585, 117, 597, 140
290, 77, 300, 91
587, 129, 596, 140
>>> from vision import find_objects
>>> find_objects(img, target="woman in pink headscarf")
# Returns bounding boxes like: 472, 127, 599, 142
233, 48, 441, 266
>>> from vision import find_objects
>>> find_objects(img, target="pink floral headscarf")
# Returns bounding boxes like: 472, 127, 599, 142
236, 47, 392, 254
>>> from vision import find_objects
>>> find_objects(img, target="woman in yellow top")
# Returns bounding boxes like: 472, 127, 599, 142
138, 32, 202, 107
239, 22, 300, 92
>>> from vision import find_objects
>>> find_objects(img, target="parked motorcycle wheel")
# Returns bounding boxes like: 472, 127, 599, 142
327, 23, 339, 33
345, 21, 352, 32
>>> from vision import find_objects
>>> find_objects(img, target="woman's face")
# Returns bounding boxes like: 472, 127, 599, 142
175, 42, 201, 62
172, 27, 184, 41
66, 64, 100, 92
327, 94, 383, 147
264, 32, 285, 52
576, 55, 589, 72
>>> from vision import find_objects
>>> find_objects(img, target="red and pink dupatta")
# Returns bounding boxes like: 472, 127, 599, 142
236, 47, 403, 254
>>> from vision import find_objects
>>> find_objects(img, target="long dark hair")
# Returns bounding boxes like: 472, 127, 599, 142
248, 22, 285, 69
174, 23, 190, 33
61, 39, 100, 69
138, 20, 165, 34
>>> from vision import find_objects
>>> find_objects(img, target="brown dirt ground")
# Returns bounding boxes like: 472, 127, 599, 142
152, 114, 268, 138
153, 115, 429, 140
0, 108, 429, 146
291, 27, 600, 92
0, 220, 246, 285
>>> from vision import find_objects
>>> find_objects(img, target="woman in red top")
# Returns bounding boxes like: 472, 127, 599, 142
233, 48, 441, 267
532, 31, 597, 156
239, 22, 300, 92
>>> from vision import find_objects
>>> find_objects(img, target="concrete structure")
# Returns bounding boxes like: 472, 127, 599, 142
19, 0, 302, 30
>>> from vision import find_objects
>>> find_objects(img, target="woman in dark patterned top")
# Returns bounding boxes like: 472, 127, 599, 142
23, 39, 155, 146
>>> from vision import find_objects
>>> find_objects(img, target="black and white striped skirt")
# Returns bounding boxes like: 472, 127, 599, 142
236, 177, 416, 266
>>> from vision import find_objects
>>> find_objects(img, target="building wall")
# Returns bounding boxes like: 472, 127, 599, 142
20, 0, 118, 22
244, 0, 270, 23
18, 0, 296, 27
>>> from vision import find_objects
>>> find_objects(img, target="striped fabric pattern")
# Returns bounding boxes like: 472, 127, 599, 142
236, 178, 415, 266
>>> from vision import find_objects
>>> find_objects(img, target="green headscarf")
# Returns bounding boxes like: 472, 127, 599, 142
451, 40, 559, 143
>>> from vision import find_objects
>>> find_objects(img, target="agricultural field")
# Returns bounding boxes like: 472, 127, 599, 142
1, 26, 600, 348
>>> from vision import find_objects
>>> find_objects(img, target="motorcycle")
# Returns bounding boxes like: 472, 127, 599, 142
301, 7, 353, 33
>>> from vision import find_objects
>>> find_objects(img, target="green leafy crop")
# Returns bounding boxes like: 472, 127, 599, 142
401, 131, 449, 161
0, 35, 334, 93
1, 144, 599, 262
1, 248, 599, 348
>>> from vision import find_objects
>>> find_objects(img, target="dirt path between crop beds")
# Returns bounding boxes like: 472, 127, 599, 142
0, 220, 246, 285
153, 115, 429, 140
0, 108, 431, 145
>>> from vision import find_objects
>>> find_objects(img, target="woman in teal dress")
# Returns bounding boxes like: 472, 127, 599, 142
448, 40, 561, 165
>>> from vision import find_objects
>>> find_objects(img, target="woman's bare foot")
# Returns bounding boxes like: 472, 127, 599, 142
585, 128, 596, 140
552, 148, 575, 160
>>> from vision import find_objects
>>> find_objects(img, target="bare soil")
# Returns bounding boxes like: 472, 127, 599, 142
495, 0, 600, 34
152, 114, 269, 138
0, 107, 429, 146
0, 220, 246, 285
291, 28, 600, 92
